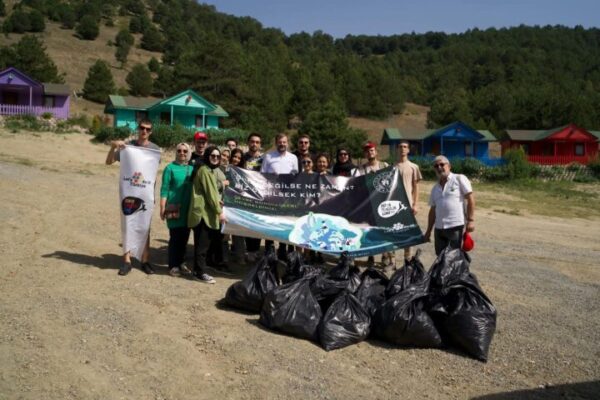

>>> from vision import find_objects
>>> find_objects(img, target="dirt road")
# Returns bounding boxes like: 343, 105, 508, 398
1, 131, 598, 399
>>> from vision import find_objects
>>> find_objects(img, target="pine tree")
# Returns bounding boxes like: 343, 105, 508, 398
83, 60, 115, 103
126, 63, 153, 96
0, 0, 7, 17
147, 57, 160, 73
115, 44, 130, 67
115, 28, 134, 47
28, 10, 45, 32
76, 15, 99, 40
7, 35, 64, 83
141, 26, 164, 52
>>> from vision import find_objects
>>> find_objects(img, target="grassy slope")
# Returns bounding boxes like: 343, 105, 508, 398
0, 18, 162, 117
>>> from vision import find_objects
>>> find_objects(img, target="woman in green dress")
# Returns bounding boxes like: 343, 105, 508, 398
188, 146, 227, 283
160, 143, 193, 277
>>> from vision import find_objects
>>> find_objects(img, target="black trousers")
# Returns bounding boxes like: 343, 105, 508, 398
192, 220, 222, 274
168, 226, 191, 269
434, 225, 464, 255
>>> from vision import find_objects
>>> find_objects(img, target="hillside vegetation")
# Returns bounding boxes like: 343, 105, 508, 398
1, 0, 600, 137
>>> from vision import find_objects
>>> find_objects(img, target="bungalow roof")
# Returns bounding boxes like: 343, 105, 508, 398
43, 83, 71, 96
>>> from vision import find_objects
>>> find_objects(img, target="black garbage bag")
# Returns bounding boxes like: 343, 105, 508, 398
428, 246, 471, 291
354, 267, 389, 317
224, 249, 279, 313
429, 273, 497, 362
311, 259, 361, 313
386, 249, 426, 298
373, 283, 442, 348
259, 277, 323, 341
327, 253, 355, 280
319, 292, 371, 351
282, 251, 323, 283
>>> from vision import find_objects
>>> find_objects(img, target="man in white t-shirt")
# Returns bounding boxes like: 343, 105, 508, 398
424, 155, 475, 255
261, 133, 298, 259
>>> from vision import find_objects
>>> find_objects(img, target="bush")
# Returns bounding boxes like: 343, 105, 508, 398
204, 128, 249, 147
587, 157, 600, 179
66, 114, 91, 129
503, 148, 533, 180
91, 125, 132, 143
41, 112, 54, 120
4, 114, 50, 132
449, 157, 484, 177
150, 123, 194, 148
481, 166, 509, 182
410, 157, 436, 180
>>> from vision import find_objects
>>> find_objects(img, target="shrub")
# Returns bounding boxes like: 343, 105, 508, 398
4, 114, 50, 132
482, 166, 509, 182
503, 148, 532, 180
588, 156, 600, 179
449, 157, 484, 177
150, 123, 194, 148
410, 157, 435, 180
91, 125, 132, 143
66, 114, 91, 129
41, 112, 54, 120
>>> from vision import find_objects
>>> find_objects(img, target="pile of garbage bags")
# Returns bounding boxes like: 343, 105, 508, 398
224, 247, 496, 361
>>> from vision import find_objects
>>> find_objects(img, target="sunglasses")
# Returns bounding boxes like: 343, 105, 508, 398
177, 149, 188, 154
302, 160, 312, 164
209, 153, 220, 158
339, 152, 349, 156
433, 163, 446, 169
299, 141, 309, 144
139, 126, 151, 132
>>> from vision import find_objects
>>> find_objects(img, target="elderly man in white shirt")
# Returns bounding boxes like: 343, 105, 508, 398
424, 155, 475, 255
261, 133, 298, 259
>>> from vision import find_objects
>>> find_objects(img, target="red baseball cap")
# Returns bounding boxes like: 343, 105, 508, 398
194, 131, 208, 141
462, 232, 475, 252
363, 141, 376, 150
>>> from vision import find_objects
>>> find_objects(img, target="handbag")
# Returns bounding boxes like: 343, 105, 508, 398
165, 203, 180, 219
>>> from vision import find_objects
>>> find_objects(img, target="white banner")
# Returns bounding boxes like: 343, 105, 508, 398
119, 145, 161, 260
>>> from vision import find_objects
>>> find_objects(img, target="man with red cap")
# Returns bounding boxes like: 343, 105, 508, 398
191, 131, 208, 167
424, 155, 475, 255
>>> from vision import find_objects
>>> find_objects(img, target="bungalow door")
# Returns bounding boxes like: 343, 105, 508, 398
3, 91, 18, 105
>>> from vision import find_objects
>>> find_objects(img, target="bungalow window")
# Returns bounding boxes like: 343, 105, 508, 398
135, 111, 148, 122
43, 95, 55, 108
575, 143, 585, 156
160, 112, 170, 124
520, 143, 530, 155
195, 115, 205, 128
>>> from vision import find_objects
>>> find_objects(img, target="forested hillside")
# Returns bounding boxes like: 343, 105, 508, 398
1, 0, 600, 136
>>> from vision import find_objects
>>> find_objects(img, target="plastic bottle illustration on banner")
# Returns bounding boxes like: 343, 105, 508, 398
289, 212, 362, 252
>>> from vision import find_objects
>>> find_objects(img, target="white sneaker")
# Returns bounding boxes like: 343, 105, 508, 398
194, 273, 216, 284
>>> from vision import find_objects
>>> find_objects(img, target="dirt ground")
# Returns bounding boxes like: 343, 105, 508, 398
1, 130, 599, 400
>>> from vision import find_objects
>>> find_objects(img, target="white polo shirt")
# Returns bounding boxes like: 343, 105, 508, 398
260, 150, 298, 174
429, 172, 472, 229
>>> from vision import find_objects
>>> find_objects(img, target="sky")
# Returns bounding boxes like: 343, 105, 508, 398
203, 0, 600, 38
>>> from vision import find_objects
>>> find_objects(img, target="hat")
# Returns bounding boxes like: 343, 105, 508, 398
194, 131, 208, 141
462, 231, 474, 252
432, 155, 449, 165
363, 141, 376, 150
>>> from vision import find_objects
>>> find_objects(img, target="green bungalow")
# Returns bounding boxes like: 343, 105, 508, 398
104, 89, 228, 130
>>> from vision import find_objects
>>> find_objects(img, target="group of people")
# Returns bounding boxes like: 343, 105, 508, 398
106, 119, 475, 283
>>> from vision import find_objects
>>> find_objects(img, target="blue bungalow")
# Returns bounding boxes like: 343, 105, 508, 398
381, 121, 499, 164
104, 89, 228, 130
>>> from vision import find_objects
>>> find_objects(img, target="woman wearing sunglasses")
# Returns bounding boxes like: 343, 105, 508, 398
332, 147, 358, 177
188, 146, 228, 283
160, 143, 193, 277
300, 156, 314, 174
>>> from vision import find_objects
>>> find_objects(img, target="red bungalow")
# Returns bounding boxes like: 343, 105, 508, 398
503, 124, 599, 165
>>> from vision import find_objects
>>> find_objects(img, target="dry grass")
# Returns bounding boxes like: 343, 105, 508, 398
348, 102, 429, 160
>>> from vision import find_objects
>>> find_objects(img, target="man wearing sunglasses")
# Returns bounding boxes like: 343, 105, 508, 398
292, 134, 316, 172
424, 155, 475, 255
105, 119, 161, 276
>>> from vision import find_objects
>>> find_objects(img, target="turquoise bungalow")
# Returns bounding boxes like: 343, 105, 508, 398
381, 121, 499, 165
104, 89, 228, 130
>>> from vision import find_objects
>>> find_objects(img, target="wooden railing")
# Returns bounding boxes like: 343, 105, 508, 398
0, 104, 67, 119
527, 155, 592, 165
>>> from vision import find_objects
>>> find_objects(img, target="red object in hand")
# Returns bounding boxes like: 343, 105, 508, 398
462, 232, 475, 252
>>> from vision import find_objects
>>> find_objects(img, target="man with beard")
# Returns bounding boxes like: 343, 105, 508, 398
424, 155, 475, 255
292, 134, 316, 172
190, 131, 208, 168
261, 133, 298, 260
